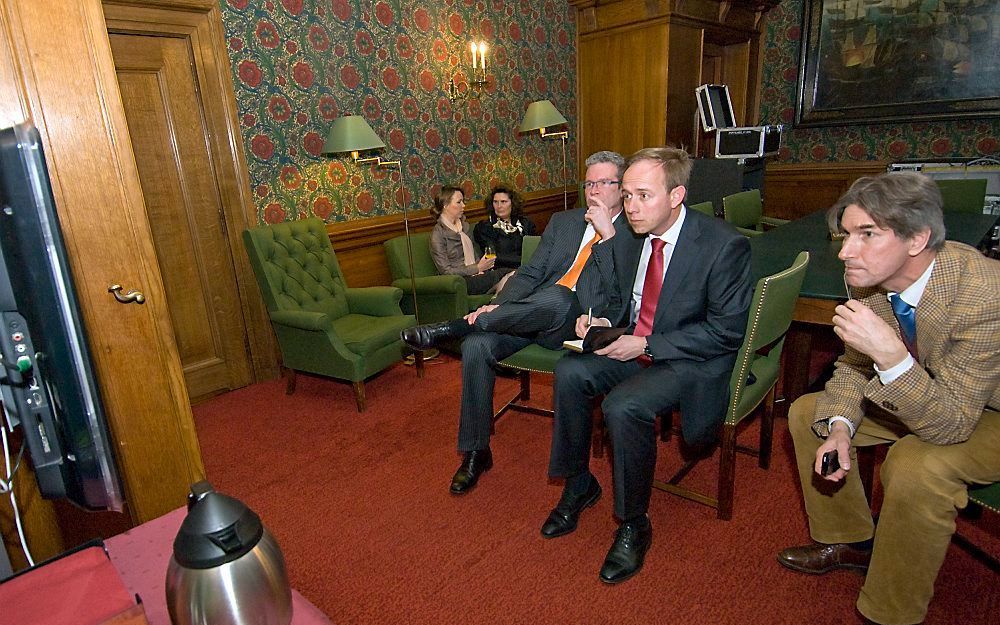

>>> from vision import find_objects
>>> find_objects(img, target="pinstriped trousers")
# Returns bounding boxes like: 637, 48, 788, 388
457, 285, 583, 451
789, 393, 1000, 625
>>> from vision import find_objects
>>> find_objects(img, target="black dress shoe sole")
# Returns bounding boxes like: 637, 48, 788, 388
776, 554, 869, 575
540, 486, 602, 539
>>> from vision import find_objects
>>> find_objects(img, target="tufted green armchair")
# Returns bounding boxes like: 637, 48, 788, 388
243, 218, 417, 412
383, 232, 492, 324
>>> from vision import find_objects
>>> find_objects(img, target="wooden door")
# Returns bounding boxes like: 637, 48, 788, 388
108, 32, 252, 401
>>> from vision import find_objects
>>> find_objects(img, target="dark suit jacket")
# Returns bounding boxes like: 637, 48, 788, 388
612, 208, 753, 444
494, 207, 635, 323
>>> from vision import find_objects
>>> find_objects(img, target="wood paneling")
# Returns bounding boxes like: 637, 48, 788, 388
763, 161, 888, 221
0, 0, 206, 563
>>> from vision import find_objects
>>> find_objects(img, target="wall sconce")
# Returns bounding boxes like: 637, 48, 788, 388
518, 100, 570, 211
448, 41, 488, 103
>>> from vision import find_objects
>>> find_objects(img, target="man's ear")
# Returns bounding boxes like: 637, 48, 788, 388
908, 227, 931, 256
670, 185, 686, 209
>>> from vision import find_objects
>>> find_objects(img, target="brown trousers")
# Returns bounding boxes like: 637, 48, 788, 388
788, 393, 1000, 625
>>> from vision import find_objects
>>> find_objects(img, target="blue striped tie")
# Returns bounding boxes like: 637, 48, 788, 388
889, 294, 918, 358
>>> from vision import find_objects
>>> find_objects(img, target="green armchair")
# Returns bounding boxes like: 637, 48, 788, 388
383, 232, 492, 324
243, 218, 417, 412
722, 189, 789, 237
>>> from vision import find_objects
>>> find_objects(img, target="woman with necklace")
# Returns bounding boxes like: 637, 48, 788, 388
473, 185, 537, 272
429, 185, 508, 295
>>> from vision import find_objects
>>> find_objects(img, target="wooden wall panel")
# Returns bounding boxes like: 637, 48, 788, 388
763, 161, 888, 221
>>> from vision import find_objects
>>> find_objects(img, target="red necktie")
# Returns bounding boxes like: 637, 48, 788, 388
634, 238, 666, 338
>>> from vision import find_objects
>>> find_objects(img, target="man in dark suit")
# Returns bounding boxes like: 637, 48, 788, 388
541, 147, 752, 584
777, 172, 1000, 625
402, 151, 636, 494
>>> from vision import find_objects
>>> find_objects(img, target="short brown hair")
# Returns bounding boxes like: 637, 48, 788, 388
828, 172, 945, 250
625, 147, 693, 194
431, 185, 463, 218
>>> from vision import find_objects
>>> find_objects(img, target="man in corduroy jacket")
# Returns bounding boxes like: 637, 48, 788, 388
778, 172, 1000, 625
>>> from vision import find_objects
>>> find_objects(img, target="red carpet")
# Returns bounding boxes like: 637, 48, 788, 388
193, 355, 999, 625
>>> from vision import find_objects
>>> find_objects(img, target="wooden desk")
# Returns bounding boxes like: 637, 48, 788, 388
750, 209, 1000, 408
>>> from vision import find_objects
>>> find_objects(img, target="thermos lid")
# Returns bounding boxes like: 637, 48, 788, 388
172, 481, 264, 569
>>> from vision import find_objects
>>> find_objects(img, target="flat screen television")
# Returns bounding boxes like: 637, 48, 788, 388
0, 122, 123, 511
696, 84, 736, 132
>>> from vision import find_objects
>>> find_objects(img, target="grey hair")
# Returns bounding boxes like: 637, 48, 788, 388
828, 172, 946, 250
585, 151, 626, 180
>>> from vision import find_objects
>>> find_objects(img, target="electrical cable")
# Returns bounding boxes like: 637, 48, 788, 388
1, 405, 34, 566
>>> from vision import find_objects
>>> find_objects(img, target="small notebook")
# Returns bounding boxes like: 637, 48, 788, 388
562, 326, 629, 353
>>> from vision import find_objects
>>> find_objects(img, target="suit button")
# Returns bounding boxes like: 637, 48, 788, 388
882, 401, 897, 411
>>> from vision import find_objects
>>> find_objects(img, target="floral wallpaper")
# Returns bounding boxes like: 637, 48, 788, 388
219, 0, 577, 224
760, 0, 1000, 163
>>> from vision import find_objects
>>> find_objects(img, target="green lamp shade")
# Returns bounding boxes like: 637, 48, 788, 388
323, 116, 386, 154
518, 100, 568, 133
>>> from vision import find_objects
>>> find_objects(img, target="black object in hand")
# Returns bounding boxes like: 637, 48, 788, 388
582, 326, 629, 352
821, 450, 841, 476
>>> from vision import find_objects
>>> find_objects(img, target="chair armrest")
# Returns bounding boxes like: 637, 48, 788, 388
736, 226, 765, 237
392, 274, 466, 295
760, 216, 790, 229
269, 309, 330, 331
346, 286, 404, 316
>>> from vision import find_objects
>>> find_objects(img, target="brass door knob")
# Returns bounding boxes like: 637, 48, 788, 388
108, 284, 146, 304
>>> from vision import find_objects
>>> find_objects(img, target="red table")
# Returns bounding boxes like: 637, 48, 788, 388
105, 507, 332, 625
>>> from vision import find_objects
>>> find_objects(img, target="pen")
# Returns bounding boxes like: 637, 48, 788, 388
587, 307, 592, 326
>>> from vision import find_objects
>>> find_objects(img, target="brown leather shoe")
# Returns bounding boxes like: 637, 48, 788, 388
777, 542, 871, 574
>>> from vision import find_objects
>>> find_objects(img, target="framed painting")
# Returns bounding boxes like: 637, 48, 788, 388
795, 0, 1000, 127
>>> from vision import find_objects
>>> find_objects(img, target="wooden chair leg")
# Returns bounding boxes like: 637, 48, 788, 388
284, 367, 297, 395
414, 350, 424, 378
519, 370, 530, 401
353, 381, 366, 412
660, 410, 674, 442
759, 386, 777, 470
717, 423, 737, 520
591, 406, 605, 458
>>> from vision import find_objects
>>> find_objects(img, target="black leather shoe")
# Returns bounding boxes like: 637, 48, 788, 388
777, 542, 871, 575
401, 321, 469, 350
449, 448, 493, 495
599, 518, 653, 584
540, 476, 602, 538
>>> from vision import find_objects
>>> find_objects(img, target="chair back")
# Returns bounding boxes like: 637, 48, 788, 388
521, 235, 542, 264
935, 178, 987, 214
689, 201, 716, 217
723, 189, 763, 230
384, 232, 438, 280
242, 217, 349, 320
726, 251, 809, 425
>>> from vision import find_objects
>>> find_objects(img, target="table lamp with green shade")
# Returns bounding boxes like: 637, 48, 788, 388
518, 99, 570, 211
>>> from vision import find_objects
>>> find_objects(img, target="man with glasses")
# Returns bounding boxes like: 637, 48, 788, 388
402, 151, 637, 494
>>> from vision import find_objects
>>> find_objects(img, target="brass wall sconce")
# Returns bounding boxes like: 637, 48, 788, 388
448, 41, 488, 103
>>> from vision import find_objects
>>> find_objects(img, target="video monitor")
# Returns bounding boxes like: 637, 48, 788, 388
0, 122, 123, 511
696, 84, 737, 132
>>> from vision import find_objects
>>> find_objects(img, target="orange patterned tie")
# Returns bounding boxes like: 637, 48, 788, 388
556, 232, 601, 289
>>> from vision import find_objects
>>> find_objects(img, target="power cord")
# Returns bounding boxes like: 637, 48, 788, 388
1, 404, 35, 566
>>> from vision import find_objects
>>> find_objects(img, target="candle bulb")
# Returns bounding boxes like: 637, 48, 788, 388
471, 41, 477, 69
479, 42, 486, 71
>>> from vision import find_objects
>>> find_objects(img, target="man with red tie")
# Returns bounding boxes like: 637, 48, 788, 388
778, 172, 1000, 625
542, 147, 753, 583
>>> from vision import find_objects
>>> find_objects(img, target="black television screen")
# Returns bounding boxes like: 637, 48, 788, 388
696, 84, 736, 131
0, 122, 123, 511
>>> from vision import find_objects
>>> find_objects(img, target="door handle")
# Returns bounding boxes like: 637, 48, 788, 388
108, 284, 146, 304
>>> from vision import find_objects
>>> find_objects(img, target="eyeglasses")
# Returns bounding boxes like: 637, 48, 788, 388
581, 179, 621, 190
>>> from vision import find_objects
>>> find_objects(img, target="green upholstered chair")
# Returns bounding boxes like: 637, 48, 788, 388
722, 189, 789, 237
689, 201, 716, 218
654, 251, 810, 519
243, 218, 417, 412
935, 178, 987, 213
383, 232, 492, 324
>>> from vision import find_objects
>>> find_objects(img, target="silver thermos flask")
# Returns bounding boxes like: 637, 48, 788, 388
166, 481, 292, 625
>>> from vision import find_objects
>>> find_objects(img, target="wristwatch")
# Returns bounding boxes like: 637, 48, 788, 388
642, 341, 653, 360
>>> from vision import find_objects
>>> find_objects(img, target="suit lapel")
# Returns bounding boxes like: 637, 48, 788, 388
915, 244, 959, 365
652, 214, 702, 327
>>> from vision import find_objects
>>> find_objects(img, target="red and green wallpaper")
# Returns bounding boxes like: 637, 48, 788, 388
219, 0, 576, 224
760, 0, 999, 163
